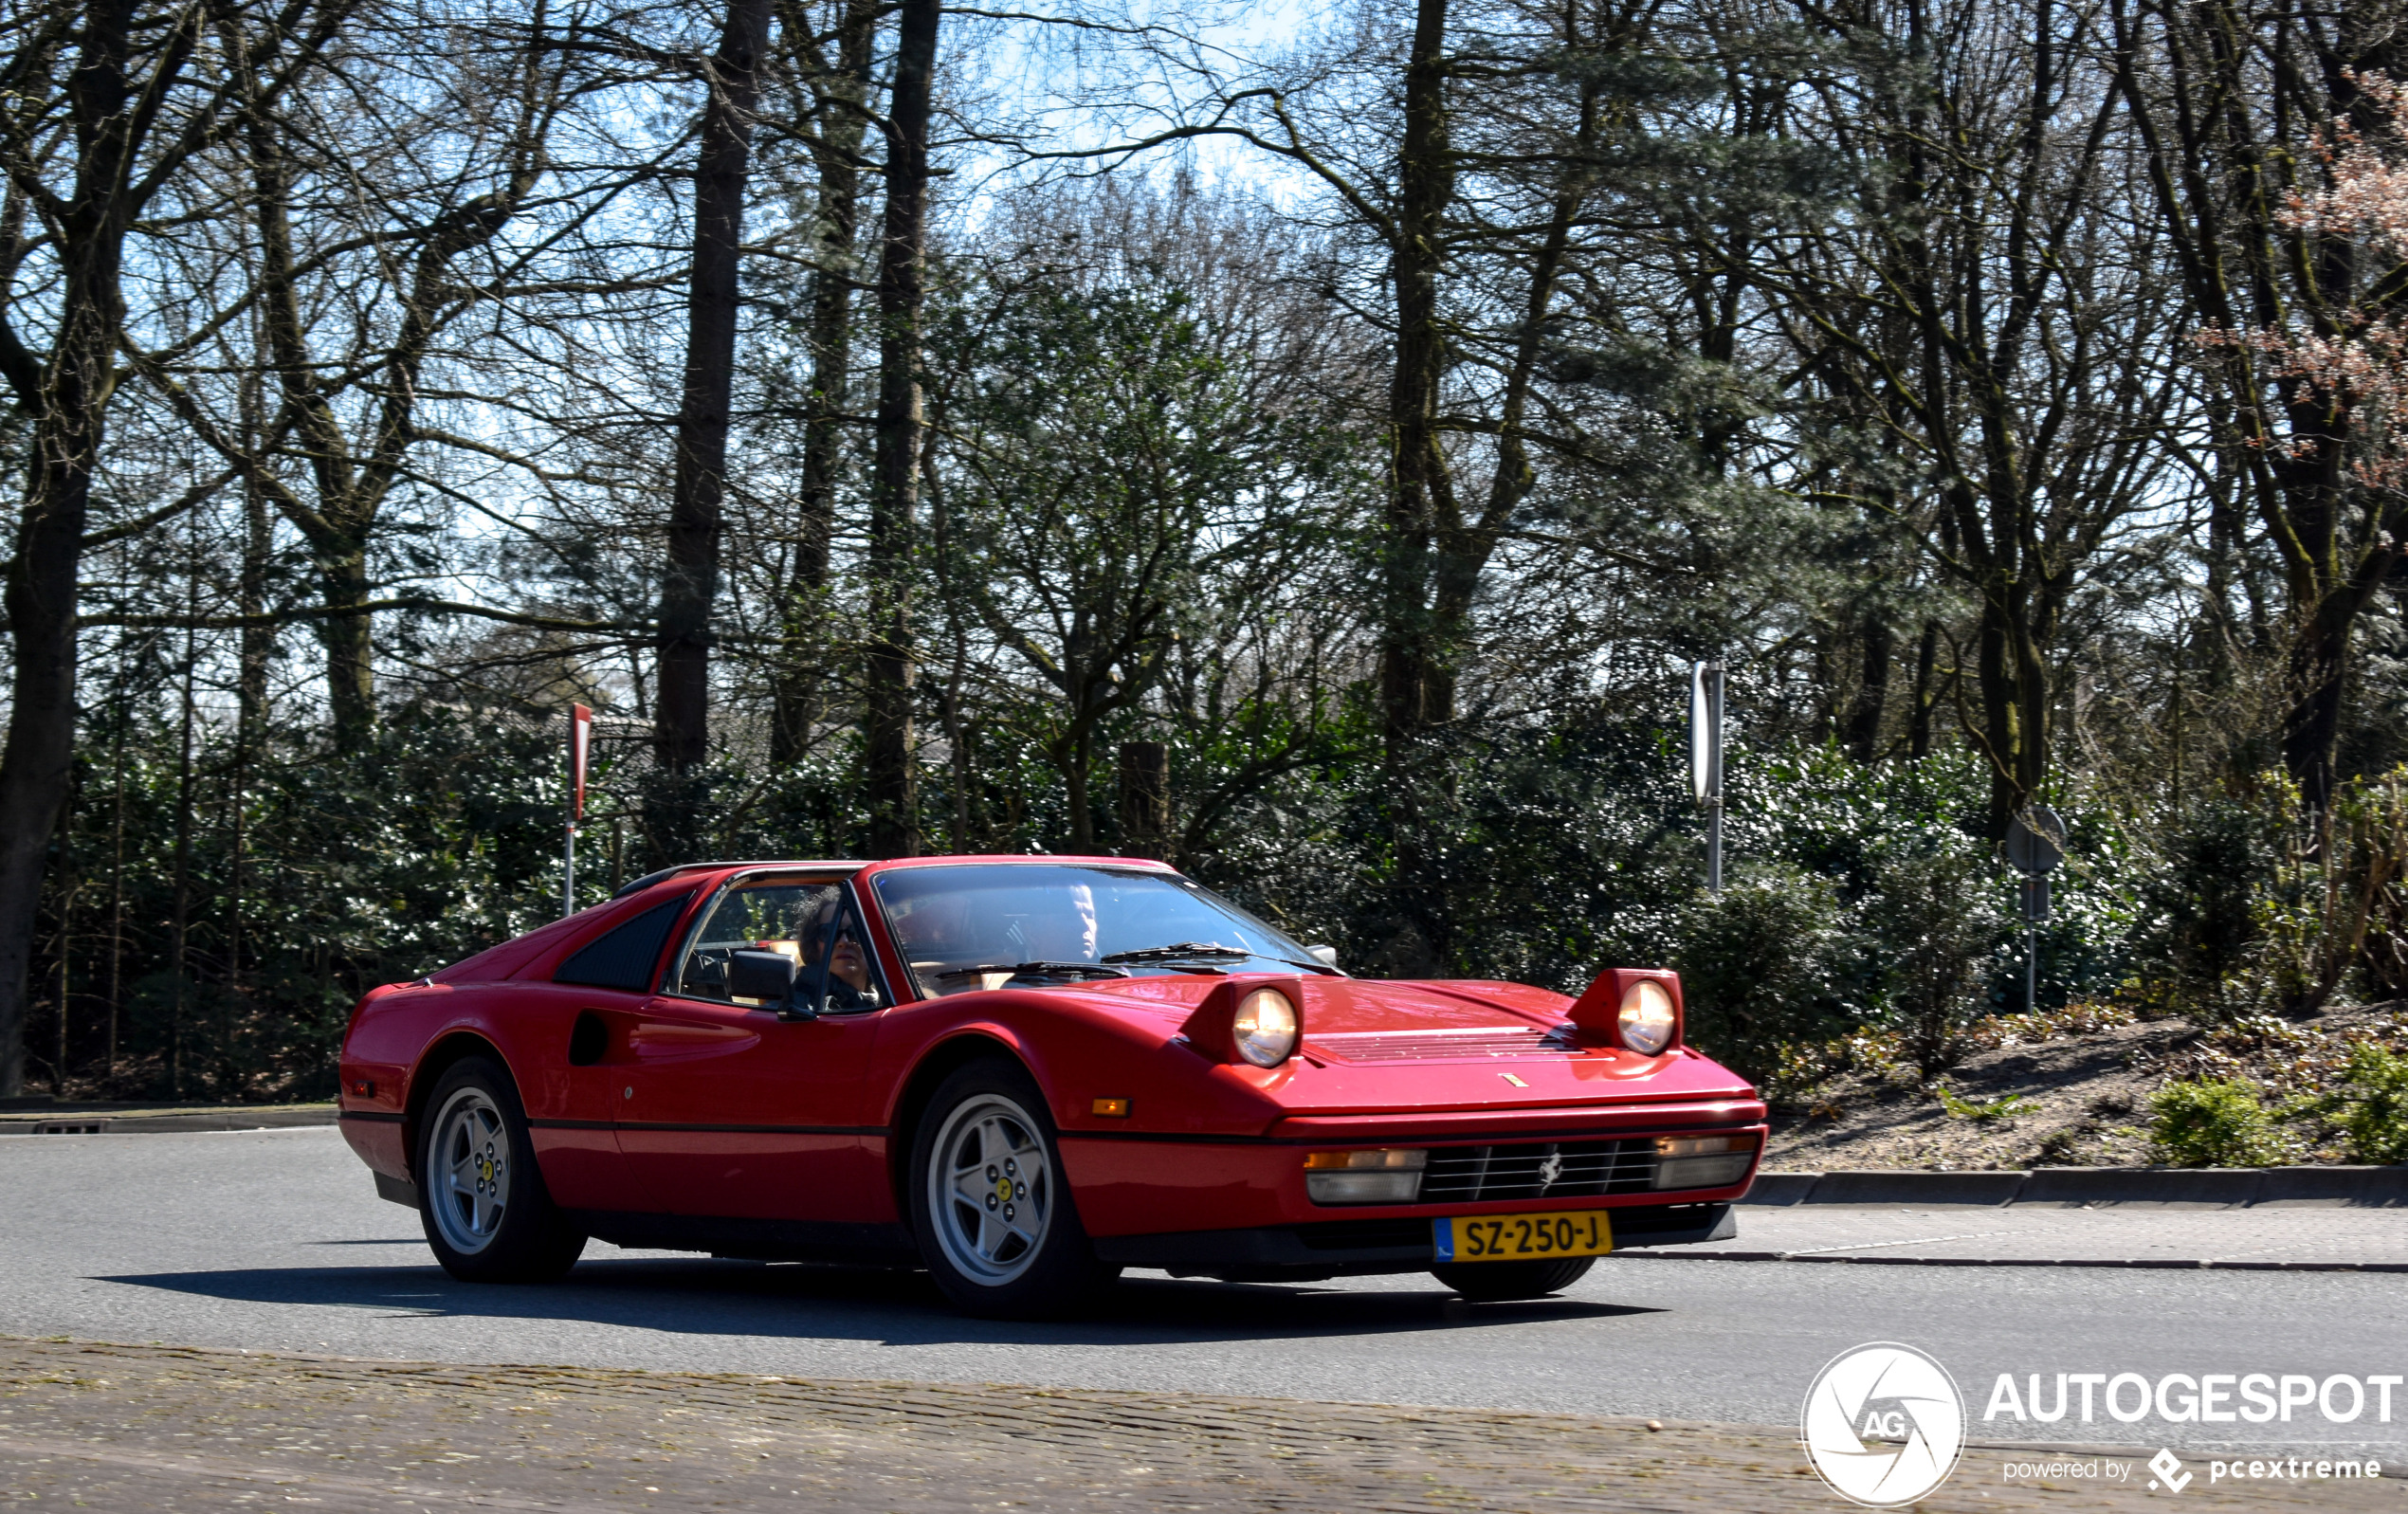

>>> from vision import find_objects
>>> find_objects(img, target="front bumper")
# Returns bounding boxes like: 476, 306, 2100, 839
1061, 1108, 1766, 1238
1092, 1200, 1736, 1282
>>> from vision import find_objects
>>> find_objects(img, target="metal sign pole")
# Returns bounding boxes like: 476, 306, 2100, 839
1707, 661, 1724, 894
565, 703, 593, 919
1690, 660, 1726, 893
2005, 808, 2066, 1015
2026, 916, 2037, 1016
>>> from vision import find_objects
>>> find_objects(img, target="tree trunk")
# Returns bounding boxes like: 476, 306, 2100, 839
2280, 557, 2400, 811
1908, 620, 1940, 759
1844, 615, 1893, 762
1378, 0, 1454, 768
656, 0, 776, 809
168, 608, 199, 1098
1118, 741, 1170, 860
0, 0, 153, 1099
771, 0, 876, 764
318, 541, 377, 748
1062, 734, 1094, 851
0, 395, 103, 1100
1368, 0, 1455, 975
862, 0, 940, 859
236, 381, 276, 735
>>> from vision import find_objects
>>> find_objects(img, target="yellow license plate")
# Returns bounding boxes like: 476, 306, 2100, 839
1434, 1210, 1613, 1263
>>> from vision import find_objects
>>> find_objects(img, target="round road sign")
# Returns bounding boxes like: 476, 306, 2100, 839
2003, 806, 2067, 875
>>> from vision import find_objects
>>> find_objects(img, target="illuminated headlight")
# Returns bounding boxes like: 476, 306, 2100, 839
1304, 1148, 1427, 1204
1651, 1133, 1755, 1190
1617, 978, 1677, 1055
1232, 988, 1300, 1067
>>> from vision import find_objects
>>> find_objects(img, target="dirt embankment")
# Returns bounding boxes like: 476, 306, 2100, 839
1763, 1001, 2408, 1172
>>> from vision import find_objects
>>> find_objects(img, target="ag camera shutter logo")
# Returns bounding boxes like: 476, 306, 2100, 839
1802, 1342, 1967, 1505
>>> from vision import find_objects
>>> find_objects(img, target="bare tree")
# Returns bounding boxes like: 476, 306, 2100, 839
766, 0, 876, 764
862, 0, 939, 857
0, 0, 348, 1096
649, 0, 779, 861
2111, 0, 2408, 810
1767, 0, 2188, 830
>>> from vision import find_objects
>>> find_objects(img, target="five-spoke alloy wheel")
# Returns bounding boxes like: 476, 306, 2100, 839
909, 1060, 1117, 1317
926, 1091, 1055, 1286
428, 1083, 514, 1255
414, 1056, 586, 1283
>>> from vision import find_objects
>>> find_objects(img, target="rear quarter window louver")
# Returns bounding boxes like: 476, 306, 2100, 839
553, 895, 692, 992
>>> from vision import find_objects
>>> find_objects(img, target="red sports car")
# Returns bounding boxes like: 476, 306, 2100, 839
337, 856, 1764, 1316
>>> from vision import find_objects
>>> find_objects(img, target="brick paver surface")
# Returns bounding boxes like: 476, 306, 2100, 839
1, 1337, 2397, 1511
1681, 1205, 2408, 1268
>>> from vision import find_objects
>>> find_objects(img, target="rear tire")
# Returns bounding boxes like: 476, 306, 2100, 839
416, 1055, 586, 1283
908, 1058, 1119, 1319
1432, 1256, 1595, 1302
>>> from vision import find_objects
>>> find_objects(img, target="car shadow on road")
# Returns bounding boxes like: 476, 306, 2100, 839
96, 1252, 1665, 1348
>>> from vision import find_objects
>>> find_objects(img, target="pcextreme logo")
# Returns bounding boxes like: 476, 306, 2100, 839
2148, 1449, 2193, 1493
1801, 1342, 1967, 1506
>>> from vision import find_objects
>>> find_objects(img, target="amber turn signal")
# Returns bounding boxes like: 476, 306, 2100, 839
1651, 1132, 1757, 1191
1090, 1097, 1131, 1118
1303, 1148, 1428, 1205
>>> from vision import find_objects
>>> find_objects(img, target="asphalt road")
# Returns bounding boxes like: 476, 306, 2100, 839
7, 1127, 2406, 1459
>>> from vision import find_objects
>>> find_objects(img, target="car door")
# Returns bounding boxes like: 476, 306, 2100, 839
524, 891, 702, 1213
613, 877, 890, 1221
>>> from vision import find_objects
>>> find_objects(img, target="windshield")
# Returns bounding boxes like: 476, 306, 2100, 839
872, 864, 1322, 997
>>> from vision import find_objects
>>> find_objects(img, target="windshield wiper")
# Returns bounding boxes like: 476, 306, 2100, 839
1101, 942, 1250, 964
933, 961, 1132, 981
1269, 956, 1342, 976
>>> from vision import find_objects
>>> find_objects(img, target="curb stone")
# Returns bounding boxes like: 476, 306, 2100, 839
1735, 1172, 1819, 1205
0, 1106, 337, 1136
1739, 1164, 2408, 1208
1813, 1168, 2028, 1205
1612, 1252, 2408, 1272
2017, 1167, 2260, 1208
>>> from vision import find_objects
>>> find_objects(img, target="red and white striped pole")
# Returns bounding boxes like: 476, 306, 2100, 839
566, 703, 593, 917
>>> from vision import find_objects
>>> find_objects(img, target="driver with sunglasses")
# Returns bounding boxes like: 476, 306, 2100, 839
802, 897, 878, 1011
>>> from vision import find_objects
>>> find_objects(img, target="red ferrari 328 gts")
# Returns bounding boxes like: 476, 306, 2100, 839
337, 856, 1765, 1317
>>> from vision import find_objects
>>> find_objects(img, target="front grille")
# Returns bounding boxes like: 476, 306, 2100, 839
1307, 1028, 1576, 1064
1420, 1138, 1657, 1202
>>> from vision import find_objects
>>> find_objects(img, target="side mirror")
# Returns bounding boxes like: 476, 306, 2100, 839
728, 949, 810, 1018
1306, 944, 1340, 969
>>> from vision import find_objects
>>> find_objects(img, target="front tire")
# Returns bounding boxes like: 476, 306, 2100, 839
908, 1059, 1118, 1318
1432, 1256, 1596, 1302
416, 1055, 586, 1283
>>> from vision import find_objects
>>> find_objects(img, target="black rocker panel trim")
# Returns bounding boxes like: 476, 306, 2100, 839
563, 1209, 917, 1265
528, 1119, 884, 1136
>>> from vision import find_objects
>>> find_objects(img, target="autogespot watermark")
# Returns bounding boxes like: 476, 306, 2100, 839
1801, 1342, 1967, 1506
1982, 1370, 2404, 1428
1803, 1349, 2396, 1504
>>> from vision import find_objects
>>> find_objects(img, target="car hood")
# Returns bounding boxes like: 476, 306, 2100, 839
1073, 973, 1757, 1116
1080, 973, 1563, 1035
